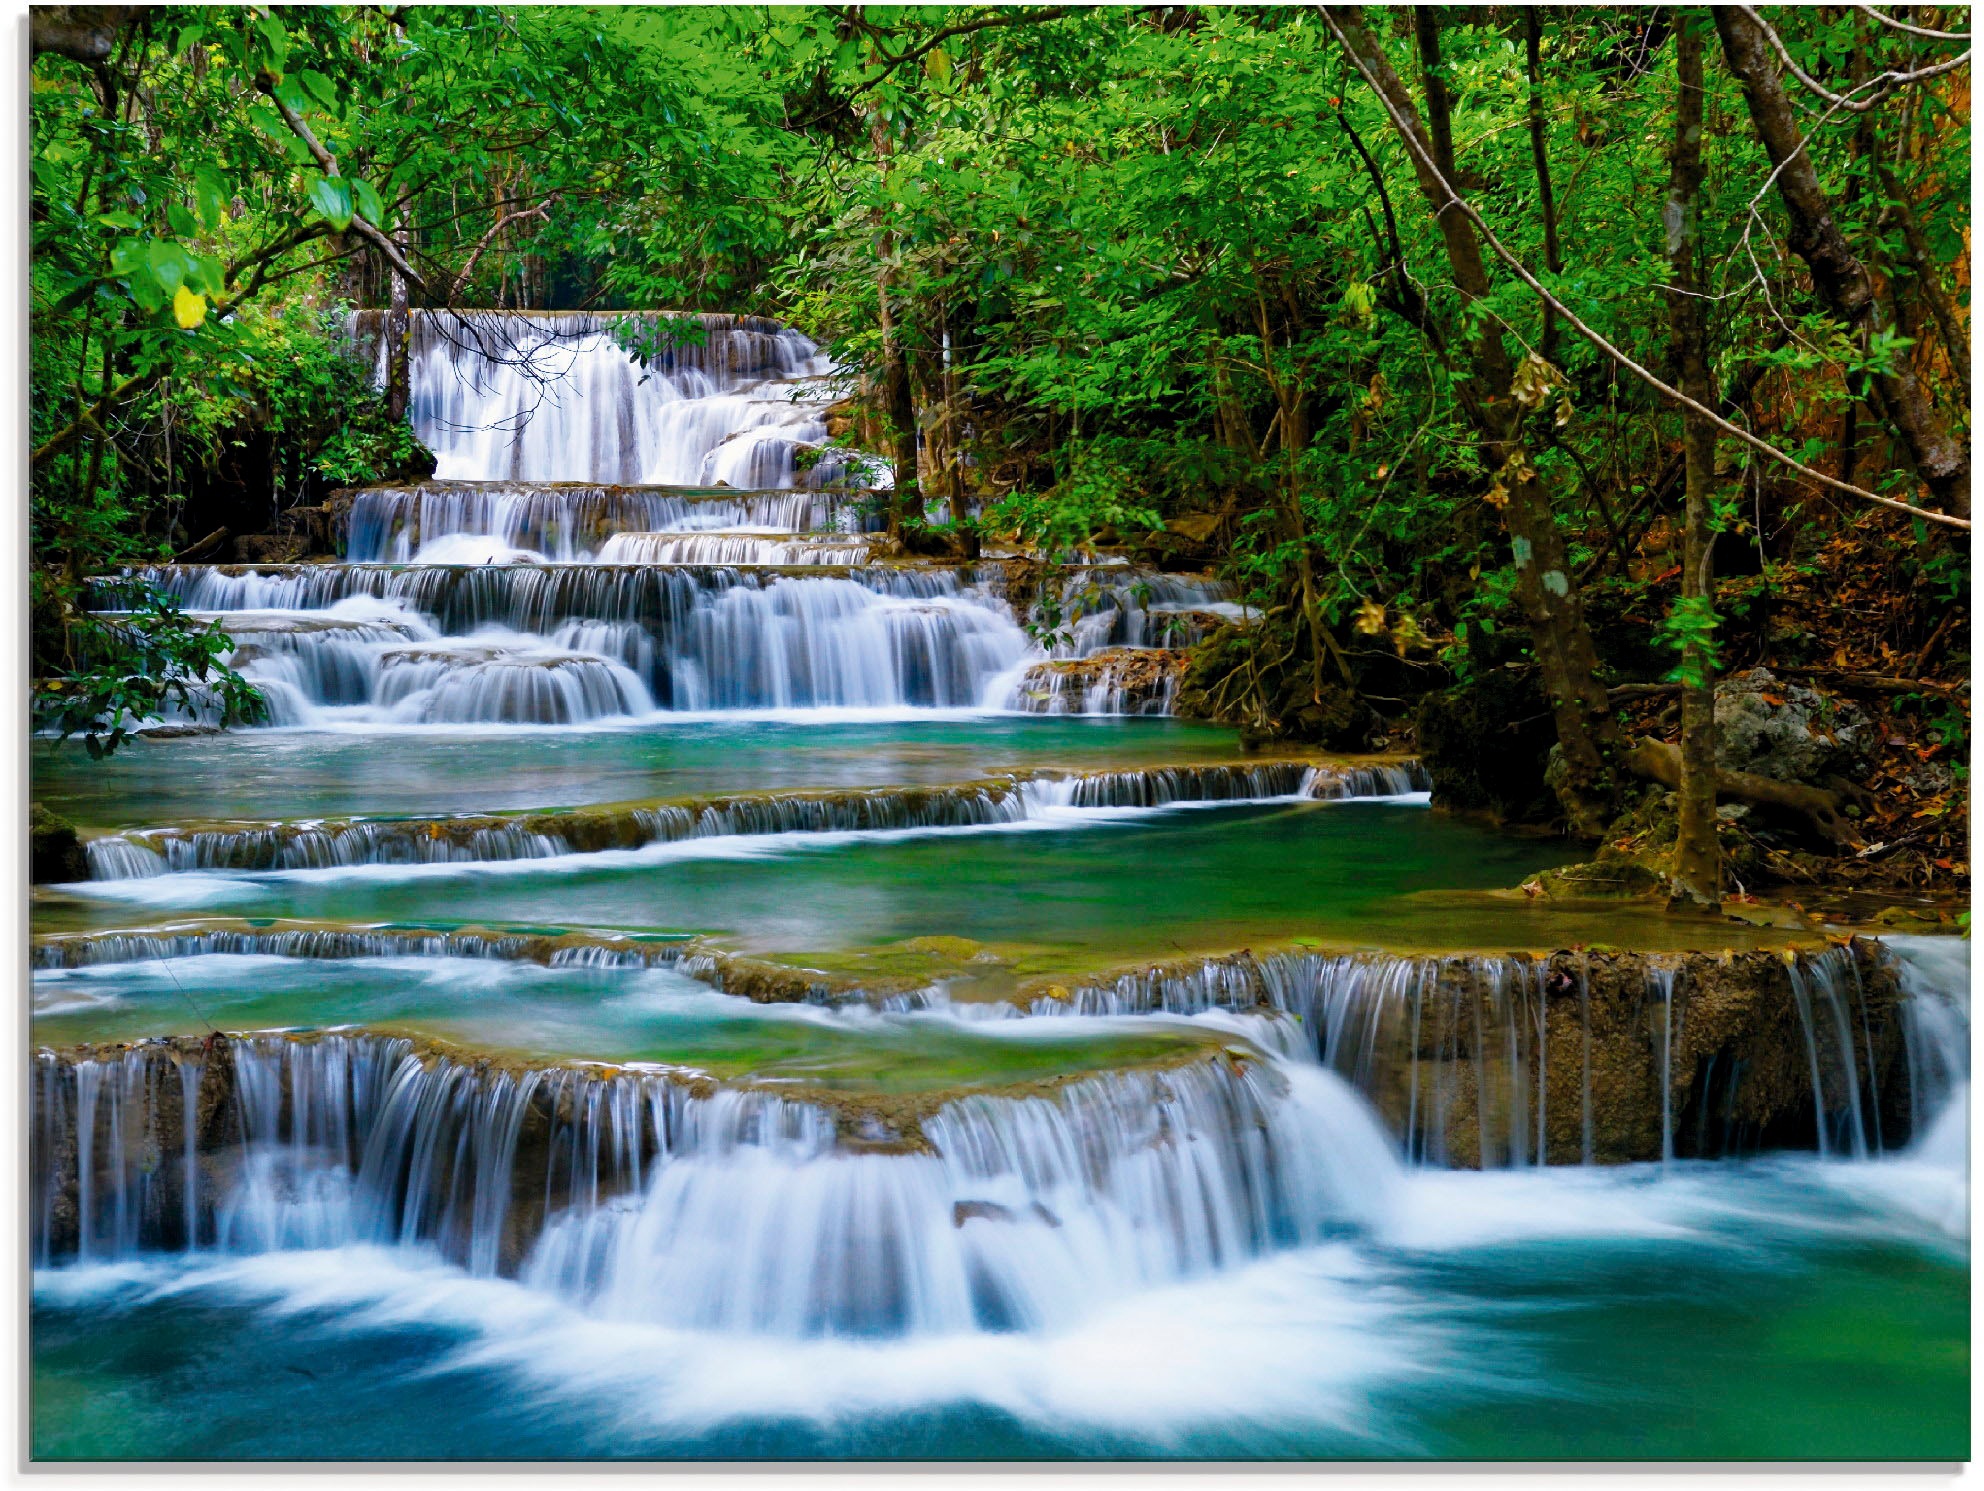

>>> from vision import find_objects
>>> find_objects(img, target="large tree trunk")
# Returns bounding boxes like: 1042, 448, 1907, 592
1715, 7, 1970, 521
1665, 15, 1720, 912
31, 6, 134, 63
1334, 6, 1621, 836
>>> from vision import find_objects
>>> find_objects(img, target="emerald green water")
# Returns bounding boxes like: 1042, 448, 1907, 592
48, 799, 1587, 968
32, 955, 1225, 1088
32, 718, 1247, 832
31, 710, 1968, 1465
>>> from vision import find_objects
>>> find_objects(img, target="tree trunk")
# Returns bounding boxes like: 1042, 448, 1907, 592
385, 209, 411, 424
1877, 161, 1971, 410
1523, 8, 1564, 365
1334, 6, 1622, 836
1714, 7, 1970, 521
1664, 14, 1720, 912
868, 109, 923, 537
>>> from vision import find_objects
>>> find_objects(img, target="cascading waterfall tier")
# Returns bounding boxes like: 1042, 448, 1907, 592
110, 563, 1031, 716
1001, 940, 1927, 1167
593, 532, 879, 567
1012, 647, 1189, 716
340, 482, 879, 564
347, 310, 885, 490
31, 1030, 1395, 1337
34, 923, 695, 971
31, 922, 854, 1005
77, 760, 1429, 879
91, 558, 1274, 722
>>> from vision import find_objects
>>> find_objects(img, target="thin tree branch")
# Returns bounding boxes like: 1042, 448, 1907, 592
1852, 5, 1969, 42
254, 72, 428, 291
1739, 5, 1970, 114
447, 196, 557, 304
841, 5, 1073, 92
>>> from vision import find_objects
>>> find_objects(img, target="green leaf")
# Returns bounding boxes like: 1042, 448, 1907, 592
300, 69, 340, 111
146, 239, 190, 293
274, 74, 310, 116
307, 175, 354, 230
248, 102, 289, 140
350, 178, 385, 225
194, 168, 227, 229
255, 12, 288, 70
166, 202, 198, 238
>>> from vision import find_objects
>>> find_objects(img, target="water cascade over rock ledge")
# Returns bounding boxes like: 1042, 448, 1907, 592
346, 310, 886, 491
76, 759, 1429, 879
1000, 939, 1952, 1167
31, 1030, 1395, 1341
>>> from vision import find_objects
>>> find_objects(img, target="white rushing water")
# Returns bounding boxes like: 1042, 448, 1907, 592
363, 310, 873, 490
31, 935, 1968, 1379
73, 311, 1247, 725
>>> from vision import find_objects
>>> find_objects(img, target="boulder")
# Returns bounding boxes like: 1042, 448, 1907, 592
1715, 668, 1873, 786
30, 802, 87, 884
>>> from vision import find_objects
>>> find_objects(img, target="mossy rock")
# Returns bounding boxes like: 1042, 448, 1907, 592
30, 803, 87, 884
1531, 858, 1667, 899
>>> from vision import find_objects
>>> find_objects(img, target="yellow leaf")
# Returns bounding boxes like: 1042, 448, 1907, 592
172, 285, 208, 329
1353, 598, 1387, 635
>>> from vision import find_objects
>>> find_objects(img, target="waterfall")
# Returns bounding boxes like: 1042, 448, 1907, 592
1041, 571, 1248, 659
593, 532, 879, 566
1000, 941, 1947, 1168
343, 484, 875, 564
33, 926, 695, 970
108, 565, 1033, 719
76, 310, 1288, 727
32, 1033, 1397, 1338
1888, 935, 1970, 1155
1009, 650, 1184, 716
75, 761, 1424, 880
349, 310, 874, 490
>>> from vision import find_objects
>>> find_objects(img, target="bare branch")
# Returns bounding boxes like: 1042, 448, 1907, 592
1852, 5, 1970, 42
447, 197, 557, 304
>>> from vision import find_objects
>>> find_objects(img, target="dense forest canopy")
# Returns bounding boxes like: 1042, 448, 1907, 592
29, 4, 1971, 905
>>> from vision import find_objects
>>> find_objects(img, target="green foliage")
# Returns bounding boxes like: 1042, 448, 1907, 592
35, 579, 266, 758
984, 444, 1163, 558
1657, 595, 1723, 690
28, 4, 1971, 782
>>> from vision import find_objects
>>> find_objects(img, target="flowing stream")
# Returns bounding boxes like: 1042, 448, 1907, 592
32, 310, 1969, 1461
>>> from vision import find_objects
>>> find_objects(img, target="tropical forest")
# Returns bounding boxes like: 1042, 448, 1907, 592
25, 3, 1973, 1464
